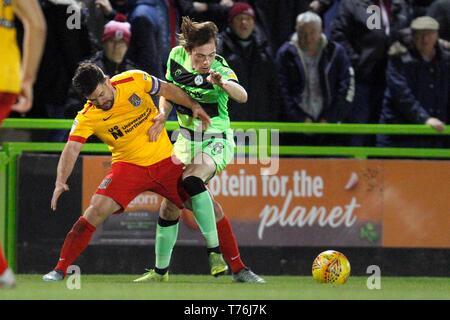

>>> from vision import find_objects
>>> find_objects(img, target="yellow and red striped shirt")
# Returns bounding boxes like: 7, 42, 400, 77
69, 70, 173, 167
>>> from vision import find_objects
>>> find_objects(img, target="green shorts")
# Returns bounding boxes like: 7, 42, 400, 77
173, 128, 235, 173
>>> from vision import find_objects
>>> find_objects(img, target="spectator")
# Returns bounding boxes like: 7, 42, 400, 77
217, 2, 280, 122
177, 0, 235, 32
275, 12, 354, 145
28, 0, 92, 142
377, 17, 449, 148
331, 0, 409, 146
103, 0, 164, 78
405, 0, 437, 19
250, 0, 310, 56
64, 19, 137, 121
428, 0, 450, 41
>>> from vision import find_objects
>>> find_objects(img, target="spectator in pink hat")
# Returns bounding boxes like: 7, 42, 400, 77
102, 19, 132, 67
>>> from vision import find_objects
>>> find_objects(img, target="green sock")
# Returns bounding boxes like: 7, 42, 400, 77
155, 222, 179, 270
191, 191, 219, 248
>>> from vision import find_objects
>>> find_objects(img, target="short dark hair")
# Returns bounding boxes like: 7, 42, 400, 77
72, 62, 106, 97
179, 16, 218, 51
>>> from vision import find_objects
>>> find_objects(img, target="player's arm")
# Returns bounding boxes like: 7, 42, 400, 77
148, 96, 173, 141
51, 141, 83, 211
11, 0, 46, 114
207, 70, 248, 103
158, 81, 211, 128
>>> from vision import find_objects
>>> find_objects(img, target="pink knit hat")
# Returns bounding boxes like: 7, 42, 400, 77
102, 20, 131, 44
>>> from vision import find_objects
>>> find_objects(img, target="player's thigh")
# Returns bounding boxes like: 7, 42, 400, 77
150, 157, 188, 209
83, 194, 121, 226
201, 136, 235, 174
182, 152, 217, 182
95, 162, 152, 213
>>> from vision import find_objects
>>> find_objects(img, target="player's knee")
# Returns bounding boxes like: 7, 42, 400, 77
160, 199, 181, 220
181, 176, 206, 197
84, 204, 108, 226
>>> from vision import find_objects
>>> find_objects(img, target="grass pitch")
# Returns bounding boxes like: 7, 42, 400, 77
0, 275, 449, 300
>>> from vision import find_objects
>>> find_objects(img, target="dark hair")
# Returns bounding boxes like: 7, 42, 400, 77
72, 62, 106, 97
178, 16, 218, 51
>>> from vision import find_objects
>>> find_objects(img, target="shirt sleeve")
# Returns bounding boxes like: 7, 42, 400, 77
68, 108, 94, 143
217, 64, 239, 83
132, 70, 162, 95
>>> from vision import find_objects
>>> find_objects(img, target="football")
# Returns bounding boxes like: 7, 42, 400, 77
312, 250, 351, 284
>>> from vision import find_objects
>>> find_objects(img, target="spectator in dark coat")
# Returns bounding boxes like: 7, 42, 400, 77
377, 17, 449, 148
428, 0, 450, 41
217, 2, 280, 122
176, 0, 234, 32
27, 0, 92, 142
125, 0, 163, 78
276, 11, 354, 145
331, 0, 409, 145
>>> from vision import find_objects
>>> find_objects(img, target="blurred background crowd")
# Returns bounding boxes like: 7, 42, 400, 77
7, 0, 450, 148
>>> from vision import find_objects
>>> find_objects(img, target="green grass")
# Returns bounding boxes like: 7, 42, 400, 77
0, 275, 449, 300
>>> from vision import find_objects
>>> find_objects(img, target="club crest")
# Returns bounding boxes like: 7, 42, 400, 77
194, 75, 204, 86
128, 93, 142, 107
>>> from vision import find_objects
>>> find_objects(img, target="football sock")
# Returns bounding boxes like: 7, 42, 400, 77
55, 216, 96, 275
182, 176, 219, 248
0, 246, 8, 274
217, 216, 245, 273
155, 217, 179, 271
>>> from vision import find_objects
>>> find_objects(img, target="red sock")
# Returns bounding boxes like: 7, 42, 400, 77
217, 216, 245, 274
55, 216, 96, 275
0, 246, 8, 274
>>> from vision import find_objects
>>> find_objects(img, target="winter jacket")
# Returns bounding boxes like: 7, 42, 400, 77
377, 41, 450, 147
275, 34, 354, 122
330, 0, 408, 84
217, 28, 280, 122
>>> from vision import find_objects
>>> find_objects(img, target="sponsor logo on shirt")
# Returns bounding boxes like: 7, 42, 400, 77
109, 126, 124, 140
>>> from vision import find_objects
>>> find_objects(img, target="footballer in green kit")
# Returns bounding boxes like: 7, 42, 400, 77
140, 17, 265, 284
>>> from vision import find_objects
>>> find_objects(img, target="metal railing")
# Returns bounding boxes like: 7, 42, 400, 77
1, 119, 449, 270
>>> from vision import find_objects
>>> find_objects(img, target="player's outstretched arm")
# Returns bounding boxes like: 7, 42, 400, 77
51, 141, 83, 211
11, 0, 46, 114
158, 81, 211, 129
207, 70, 248, 103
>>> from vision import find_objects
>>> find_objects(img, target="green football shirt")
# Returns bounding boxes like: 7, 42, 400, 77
165, 46, 239, 133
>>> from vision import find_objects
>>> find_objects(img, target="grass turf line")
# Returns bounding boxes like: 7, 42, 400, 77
0, 275, 449, 300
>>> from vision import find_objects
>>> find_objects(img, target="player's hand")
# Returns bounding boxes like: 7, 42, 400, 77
191, 104, 211, 130
148, 112, 166, 142
206, 70, 224, 87
425, 117, 445, 132
51, 182, 69, 211
11, 80, 33, 115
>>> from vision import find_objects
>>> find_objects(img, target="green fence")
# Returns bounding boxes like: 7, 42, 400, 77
1, 119, 449, 270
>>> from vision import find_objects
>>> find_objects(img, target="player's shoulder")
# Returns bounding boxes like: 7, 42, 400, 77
214, 54, 230, 68
169, 46, 188, 60
111, 70, 148, 85
74, 101, 96, 121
